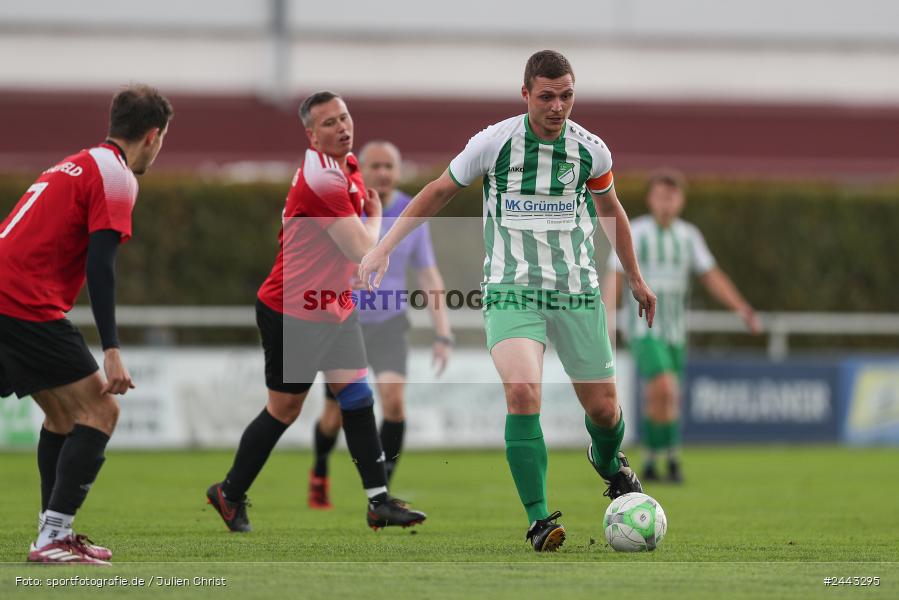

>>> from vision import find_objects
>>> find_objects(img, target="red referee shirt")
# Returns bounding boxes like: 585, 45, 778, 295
257, 149, 365, 322
0, 142, 137, 322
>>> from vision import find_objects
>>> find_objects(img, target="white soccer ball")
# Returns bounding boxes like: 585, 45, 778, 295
603, 492, 667, 552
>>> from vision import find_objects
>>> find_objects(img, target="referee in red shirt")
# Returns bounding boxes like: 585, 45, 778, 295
205, 92, 426, 532
0, 85, 172, 565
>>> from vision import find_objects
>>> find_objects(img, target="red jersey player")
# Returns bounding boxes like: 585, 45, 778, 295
206, 92, 427, 532
0, 85, 172, 565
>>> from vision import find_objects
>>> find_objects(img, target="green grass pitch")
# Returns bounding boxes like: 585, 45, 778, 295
1, 446, 897, 598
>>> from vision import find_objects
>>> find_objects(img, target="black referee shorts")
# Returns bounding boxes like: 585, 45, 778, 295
0, 313, 99, 399
360, 312, 410, 376
256, 299, 367, 395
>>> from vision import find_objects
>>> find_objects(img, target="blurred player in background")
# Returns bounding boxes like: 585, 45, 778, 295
602, 169, 761, 482
360, 51, 656, 551
206, 93, 426, 533
309, 141, 452, 509
0, 85, 172, 564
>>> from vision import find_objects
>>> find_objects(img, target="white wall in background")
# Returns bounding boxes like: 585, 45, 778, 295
4, 1, 899, 41
0, 1, 897, 103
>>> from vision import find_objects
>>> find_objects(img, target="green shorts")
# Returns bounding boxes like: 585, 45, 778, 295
630, 336, 686, 380
483, 284, 615, 380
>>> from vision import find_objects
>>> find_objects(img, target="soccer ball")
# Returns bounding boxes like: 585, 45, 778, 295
603, 492, 667, 552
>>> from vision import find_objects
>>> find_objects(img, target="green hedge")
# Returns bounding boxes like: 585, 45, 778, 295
0, 176, 284, 305
421, 176, 899, 313
1, 173, 897, 313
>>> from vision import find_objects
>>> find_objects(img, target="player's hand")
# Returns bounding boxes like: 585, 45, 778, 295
432, 339, 452, 377
359, 247, 389, 291
348, 274, 369, 291
629, 277, 656, 328
363, 188, 382, 217
739, 306, 763, 334
101, 348, 135, 395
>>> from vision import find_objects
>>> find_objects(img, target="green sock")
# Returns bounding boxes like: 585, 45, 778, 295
505, 414, 549, 524
586, 411, 624, 478
643, 417, 667, 451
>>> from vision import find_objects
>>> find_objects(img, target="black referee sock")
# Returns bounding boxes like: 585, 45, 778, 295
47, 425, 109, 516
341, 405, 388, 491
379, 419, 406, 482
223, 408, 289, 500
37, 427, 68, 513
313, 421, 339, 478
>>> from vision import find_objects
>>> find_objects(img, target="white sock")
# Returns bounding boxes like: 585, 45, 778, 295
365, 486, 388, 500
37, 510, 45, 532
35, 510, 74, 548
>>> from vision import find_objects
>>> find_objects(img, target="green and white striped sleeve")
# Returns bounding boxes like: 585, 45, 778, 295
448, 126, 500, 188
584, 135, 614, 195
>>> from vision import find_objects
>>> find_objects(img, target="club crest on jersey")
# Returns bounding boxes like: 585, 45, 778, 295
556, 162, 575, 185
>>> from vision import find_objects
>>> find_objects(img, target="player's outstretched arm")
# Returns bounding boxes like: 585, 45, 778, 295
86, 229, 135, 395
593, 186, 656, 327
326, 188, 383, 262
600, 271, 624, 343
416, 266, 453, 376
699, 267, 762, 333
359, 170, 461, 289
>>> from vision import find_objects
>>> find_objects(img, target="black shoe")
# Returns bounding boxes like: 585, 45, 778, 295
367, 496, 427, 530
667, 458, 684, 484
525, 511, 566, 552
206, 482, 252, 532
643, 462, 660, 482
587, 445, 644, 500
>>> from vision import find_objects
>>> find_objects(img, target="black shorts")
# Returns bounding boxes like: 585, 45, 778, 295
256, 299, 367, 394
0, 313, 99, 399
361, 312, 410, 376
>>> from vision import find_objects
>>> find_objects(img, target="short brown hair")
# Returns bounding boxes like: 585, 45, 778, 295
523, 50, 575, 90
108, 84, 174, 142
646, 168, 687, 194
299, 91, 341, 127
108, 84, 173, 141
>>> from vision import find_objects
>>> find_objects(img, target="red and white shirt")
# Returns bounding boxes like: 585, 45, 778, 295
0, 142, 137, 322
257, 149, 365, 322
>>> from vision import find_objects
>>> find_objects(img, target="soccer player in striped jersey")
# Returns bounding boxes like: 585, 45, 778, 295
0, 85, 172, 564
359, 50, 656, 551
603, 170, 761, 482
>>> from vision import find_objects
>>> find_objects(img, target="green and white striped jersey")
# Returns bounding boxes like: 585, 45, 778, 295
448, 114, 614, 294
610, 215, 716, 344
